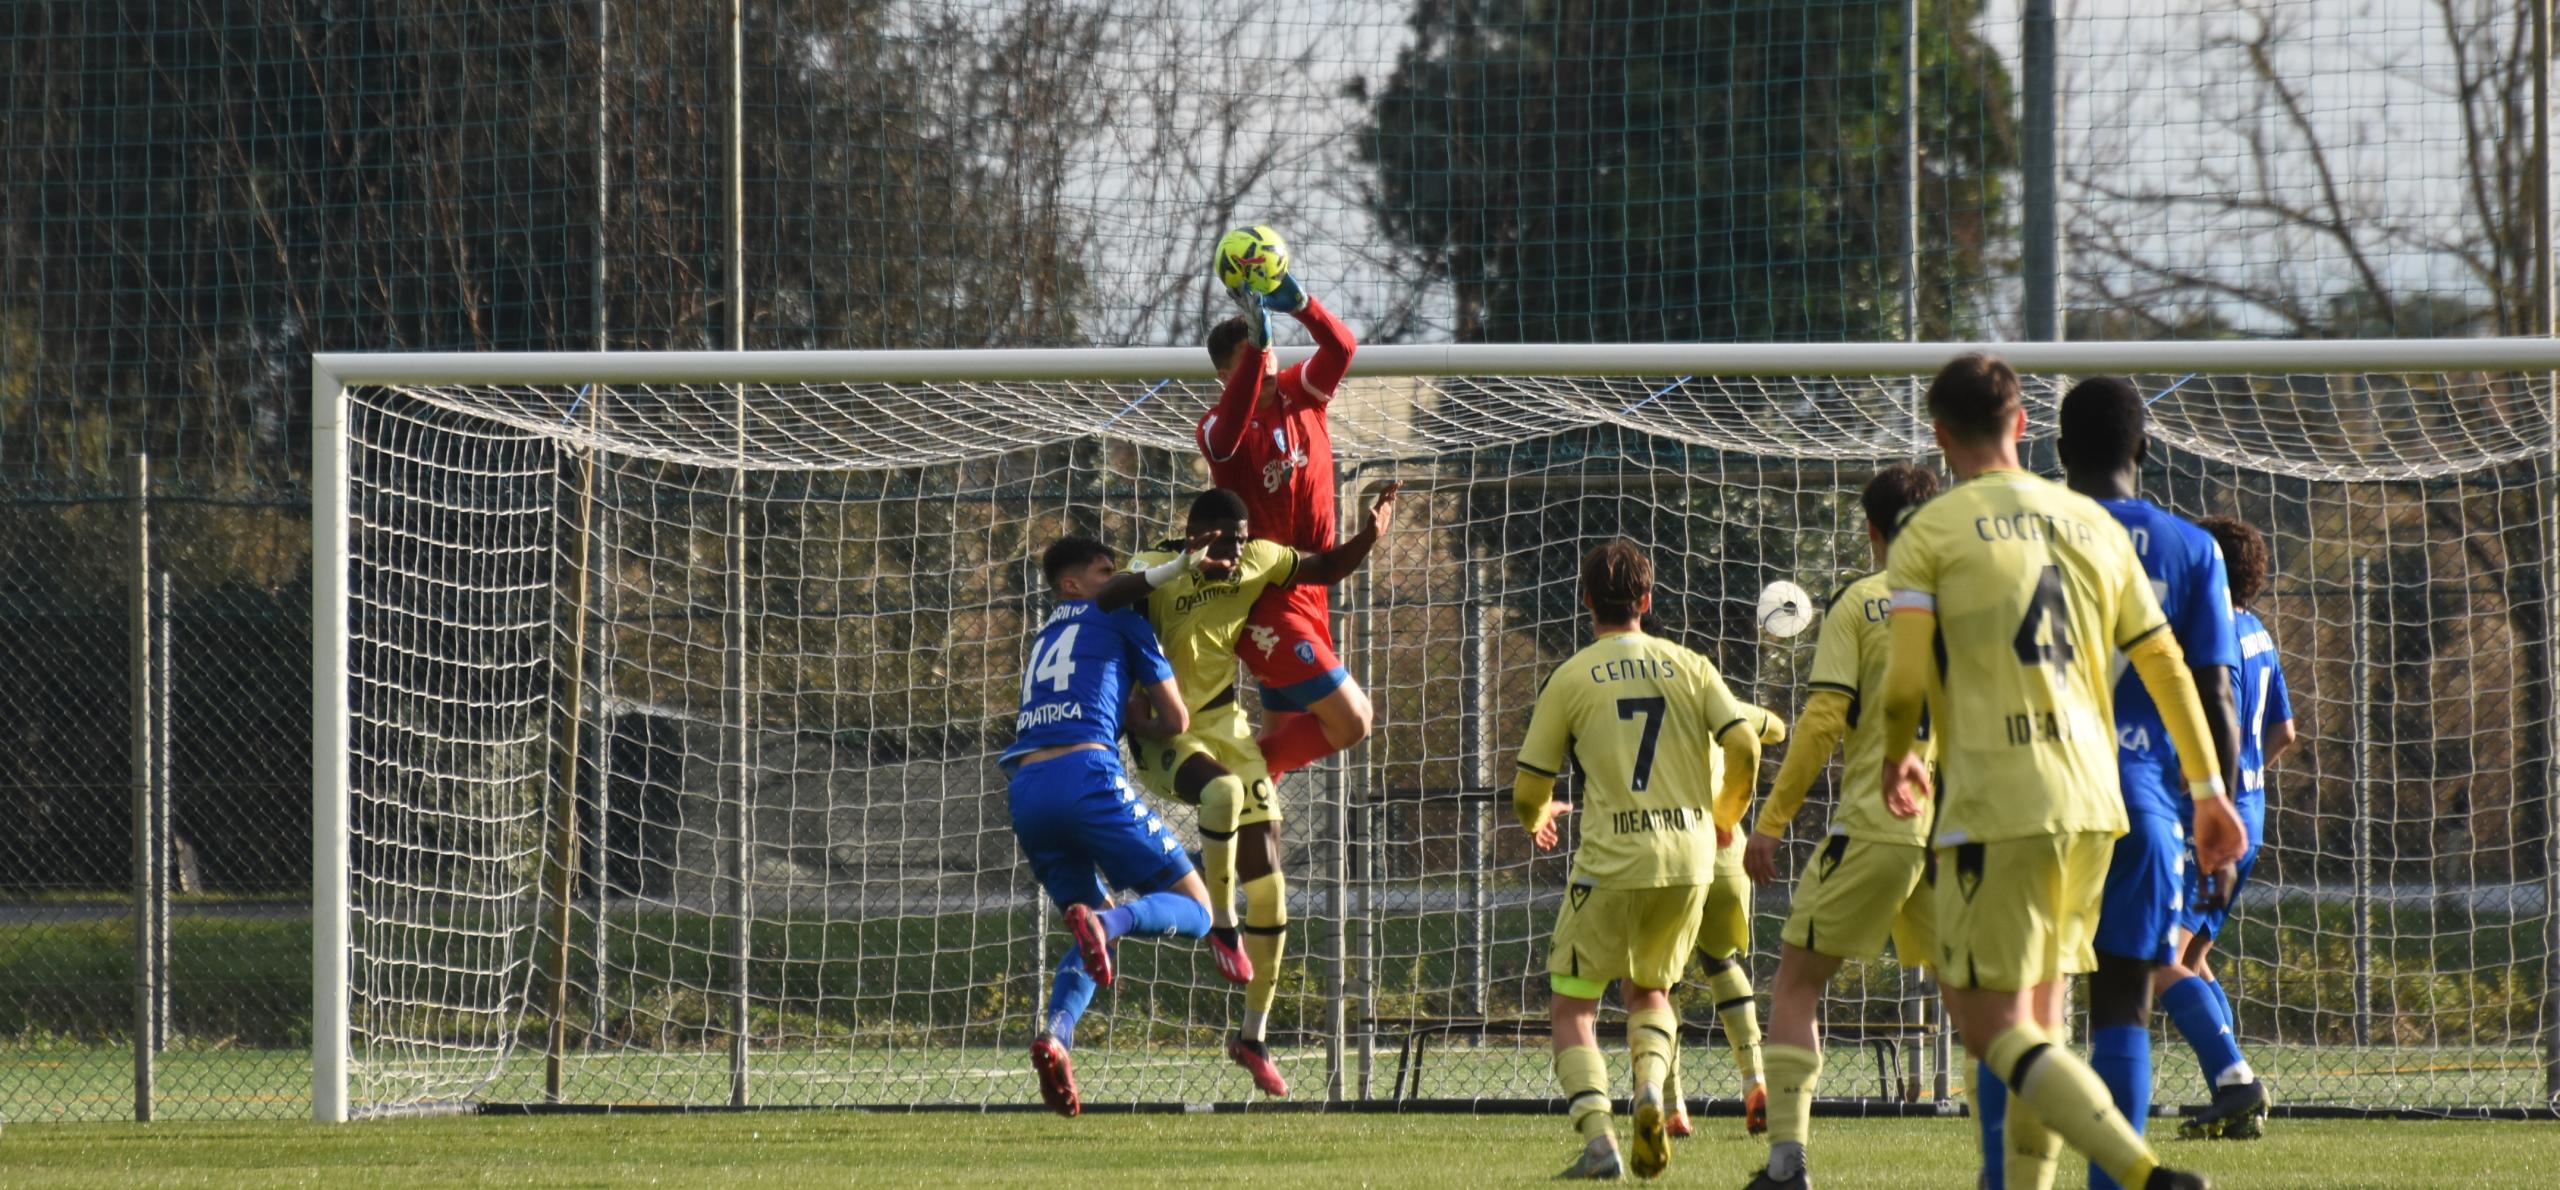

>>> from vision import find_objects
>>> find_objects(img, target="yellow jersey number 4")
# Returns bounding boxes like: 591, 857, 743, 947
2006, 563, 2075, 747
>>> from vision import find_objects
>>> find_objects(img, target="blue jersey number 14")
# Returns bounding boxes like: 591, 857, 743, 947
1022, 623, 1082, 701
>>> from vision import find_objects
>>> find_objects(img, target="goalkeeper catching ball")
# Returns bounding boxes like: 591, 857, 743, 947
1200, 231, 1370, 780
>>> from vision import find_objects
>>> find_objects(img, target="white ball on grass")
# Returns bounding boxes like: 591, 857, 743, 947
1757, 580, 1815, 640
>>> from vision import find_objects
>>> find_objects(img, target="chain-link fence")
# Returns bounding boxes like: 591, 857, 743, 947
6, 0, 2558, 1120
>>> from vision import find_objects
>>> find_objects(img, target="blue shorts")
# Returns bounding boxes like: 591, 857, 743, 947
1006, 748, 1192, 911
2094, 811, 2186, 965
2179, 841, 2261, 940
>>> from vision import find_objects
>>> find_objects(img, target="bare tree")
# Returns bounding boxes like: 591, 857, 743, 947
2068, 0, 2539, 337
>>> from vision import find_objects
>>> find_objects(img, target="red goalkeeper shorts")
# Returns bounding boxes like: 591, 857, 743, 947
1242, 586, 1348, 713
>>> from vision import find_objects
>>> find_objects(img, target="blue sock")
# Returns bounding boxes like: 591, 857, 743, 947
1044, 949, 1097, 1048
1975, 1060, 2006, 1185
2163, 974, 2245, 1089
2207, 978, 2237, 1034
1103, 891, 1211, 940
2087, 1024, 2152, 1190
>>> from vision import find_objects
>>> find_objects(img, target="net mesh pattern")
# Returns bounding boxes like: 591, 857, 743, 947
339, 364, 2560, 1114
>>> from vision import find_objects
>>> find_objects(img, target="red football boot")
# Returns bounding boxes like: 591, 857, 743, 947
1227, 1035, 1290, 1097
1029, 1034, 1080, 1118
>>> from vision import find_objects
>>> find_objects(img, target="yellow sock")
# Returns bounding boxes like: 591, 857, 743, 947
1196, 775, 1243, 929
1240, 870, 1287, 1040
1555, 1044, 1613, 1143
1628, 1005, 1678, 1093
1765, 1043, 1820, 1149
1706, 963, 1763, 1085
2003, 1097, 2059, 1190
1988, 1024, 2158, 1188
1663, 1041, 1684, 1114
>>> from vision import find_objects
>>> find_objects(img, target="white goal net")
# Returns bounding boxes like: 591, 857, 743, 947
312, 342, 2560, 1120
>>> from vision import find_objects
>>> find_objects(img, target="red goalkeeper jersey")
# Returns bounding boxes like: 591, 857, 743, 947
1196, 297, 1356, 554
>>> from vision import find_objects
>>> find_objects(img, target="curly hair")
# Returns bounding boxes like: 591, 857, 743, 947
2197, 515, 2268, 608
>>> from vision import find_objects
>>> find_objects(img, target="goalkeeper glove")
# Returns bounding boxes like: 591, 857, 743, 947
1228, 285, 1272, 349
1257, 272, 1310, 315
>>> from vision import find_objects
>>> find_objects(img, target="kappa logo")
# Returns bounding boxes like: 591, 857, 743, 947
1247, 624, 1282, 658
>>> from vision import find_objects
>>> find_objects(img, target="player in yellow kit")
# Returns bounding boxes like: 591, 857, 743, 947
1514, 540, 1765, 1181
1659, 696, 1786, 1142
1120, 482, 1398, 1096
1874, 354, 2245, 1190
1735, 463, 1942, 1190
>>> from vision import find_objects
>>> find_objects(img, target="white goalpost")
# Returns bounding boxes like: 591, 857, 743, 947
313, 340, 2560, 1122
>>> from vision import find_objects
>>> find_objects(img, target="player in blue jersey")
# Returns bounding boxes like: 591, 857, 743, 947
1004, 535, 1225, 1117
2171, 515, 2297, 1139
2018, 377, 2246, 1190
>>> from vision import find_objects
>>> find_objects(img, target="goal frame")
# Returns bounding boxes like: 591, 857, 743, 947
311, 337, 2560, 1122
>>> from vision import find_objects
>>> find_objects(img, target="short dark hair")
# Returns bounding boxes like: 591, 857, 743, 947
1206, 317, 1253, 372
1861, 464, 1941, 543
2197, 514, 2269, 608
1580, 538, 1653, 625
2058, 375, 2146, 476
1187, 487, 1250, 533
1925, 352, 2023, 446
1041, 536, 1113, 591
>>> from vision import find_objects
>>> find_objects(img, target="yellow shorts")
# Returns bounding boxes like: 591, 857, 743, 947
1781, 835, 1935, 965
1692, 833, 1752, 960
1126, 700, 1280, 827
1549, 882, 1710, 998
1934, 831, 2113, 991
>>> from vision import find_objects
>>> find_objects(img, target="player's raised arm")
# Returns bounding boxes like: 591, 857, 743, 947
1258, 271, 1355, 401
1199, 296, 1271, 464
1291, 480, 1401, 585
1092, 528, 1234, 612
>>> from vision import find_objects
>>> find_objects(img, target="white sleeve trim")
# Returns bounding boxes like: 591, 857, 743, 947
1889, 589, 1935, 613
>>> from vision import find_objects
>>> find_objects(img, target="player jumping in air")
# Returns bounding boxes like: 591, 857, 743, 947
1735, 463, 1943, 1190
1123, 483, 1400, 1097
1201, 263, 1371, 780
1004, 536, 1220, 1118
1877, 354, 2243, 1190
1975, 376, 2247, 1190
1515, 539, 1766, 1181
2172, 515, 2296, 1139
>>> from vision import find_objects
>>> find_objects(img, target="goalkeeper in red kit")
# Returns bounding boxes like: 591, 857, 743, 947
1199, 262, 1373, 778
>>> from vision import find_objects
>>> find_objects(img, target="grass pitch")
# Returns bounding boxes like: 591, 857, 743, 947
9, 1111, 2560, 1188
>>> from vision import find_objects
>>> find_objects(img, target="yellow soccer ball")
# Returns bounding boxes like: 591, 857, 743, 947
1213, 226, 1291, 294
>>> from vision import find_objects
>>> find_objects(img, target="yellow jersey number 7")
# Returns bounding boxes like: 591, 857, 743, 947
1617, 696, 1666, 790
